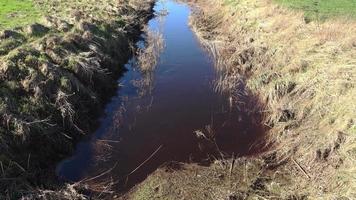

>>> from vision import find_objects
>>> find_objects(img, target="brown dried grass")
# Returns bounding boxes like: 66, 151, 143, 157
187, 0, 356, 198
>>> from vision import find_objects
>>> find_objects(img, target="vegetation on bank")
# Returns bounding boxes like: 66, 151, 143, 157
0, 0, 154, 199
125, 0, 356, 199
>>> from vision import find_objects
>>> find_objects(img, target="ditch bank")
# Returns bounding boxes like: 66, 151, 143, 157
123, 0, 356, 199
0, 0, 155, 199
56, 0, 268, 198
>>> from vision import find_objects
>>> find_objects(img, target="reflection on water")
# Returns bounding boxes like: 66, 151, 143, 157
57, 0, 267, 192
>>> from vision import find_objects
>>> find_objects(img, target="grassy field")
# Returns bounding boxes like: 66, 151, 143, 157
274, 0, 356, 20
0, 0, 42, 29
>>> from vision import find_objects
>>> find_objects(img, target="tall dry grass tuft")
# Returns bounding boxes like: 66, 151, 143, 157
21, 184, 87, 200
55, 90, 75, 125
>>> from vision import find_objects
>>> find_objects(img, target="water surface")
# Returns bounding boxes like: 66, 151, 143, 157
57, 0, 266, 191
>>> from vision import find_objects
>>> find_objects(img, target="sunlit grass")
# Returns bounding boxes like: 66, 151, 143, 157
0, 0, 42, 29
274, 0, 356, 20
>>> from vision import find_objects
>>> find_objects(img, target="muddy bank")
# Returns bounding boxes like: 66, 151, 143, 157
124, 0, 356, 199
0, 0, 154, 198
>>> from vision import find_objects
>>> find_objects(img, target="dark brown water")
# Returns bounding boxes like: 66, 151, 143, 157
57, 0, 266, 191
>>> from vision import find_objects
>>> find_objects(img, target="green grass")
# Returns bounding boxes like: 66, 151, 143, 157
274, 0, 356, 20
0, 0, 42, 29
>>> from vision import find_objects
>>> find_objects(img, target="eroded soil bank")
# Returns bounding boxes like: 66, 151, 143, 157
123, 0, 356, 199
0, 0, 154, 199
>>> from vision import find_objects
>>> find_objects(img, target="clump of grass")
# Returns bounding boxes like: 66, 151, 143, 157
122, 158, 302, 199
0, 31, 26, 56
23, 184, 88, 200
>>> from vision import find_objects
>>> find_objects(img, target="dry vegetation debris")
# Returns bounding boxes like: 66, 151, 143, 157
190, 0, 356, 198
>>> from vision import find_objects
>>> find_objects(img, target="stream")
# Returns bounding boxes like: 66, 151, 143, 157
57, 0, 266, 192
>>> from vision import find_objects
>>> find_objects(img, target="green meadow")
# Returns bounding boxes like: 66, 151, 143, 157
0, 0, 41, 29
275, 0, 356, 20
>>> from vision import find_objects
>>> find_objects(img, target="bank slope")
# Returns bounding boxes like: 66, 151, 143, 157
0, 0, 154, 199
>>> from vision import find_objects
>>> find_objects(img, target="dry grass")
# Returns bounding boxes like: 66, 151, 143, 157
187, 0, 356, 198
21, 184, 87, 200
0, 0, 155, 199
122, 158, 295, 200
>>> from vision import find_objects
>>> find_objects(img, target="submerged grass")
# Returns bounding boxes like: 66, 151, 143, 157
136, 27, 165, 73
